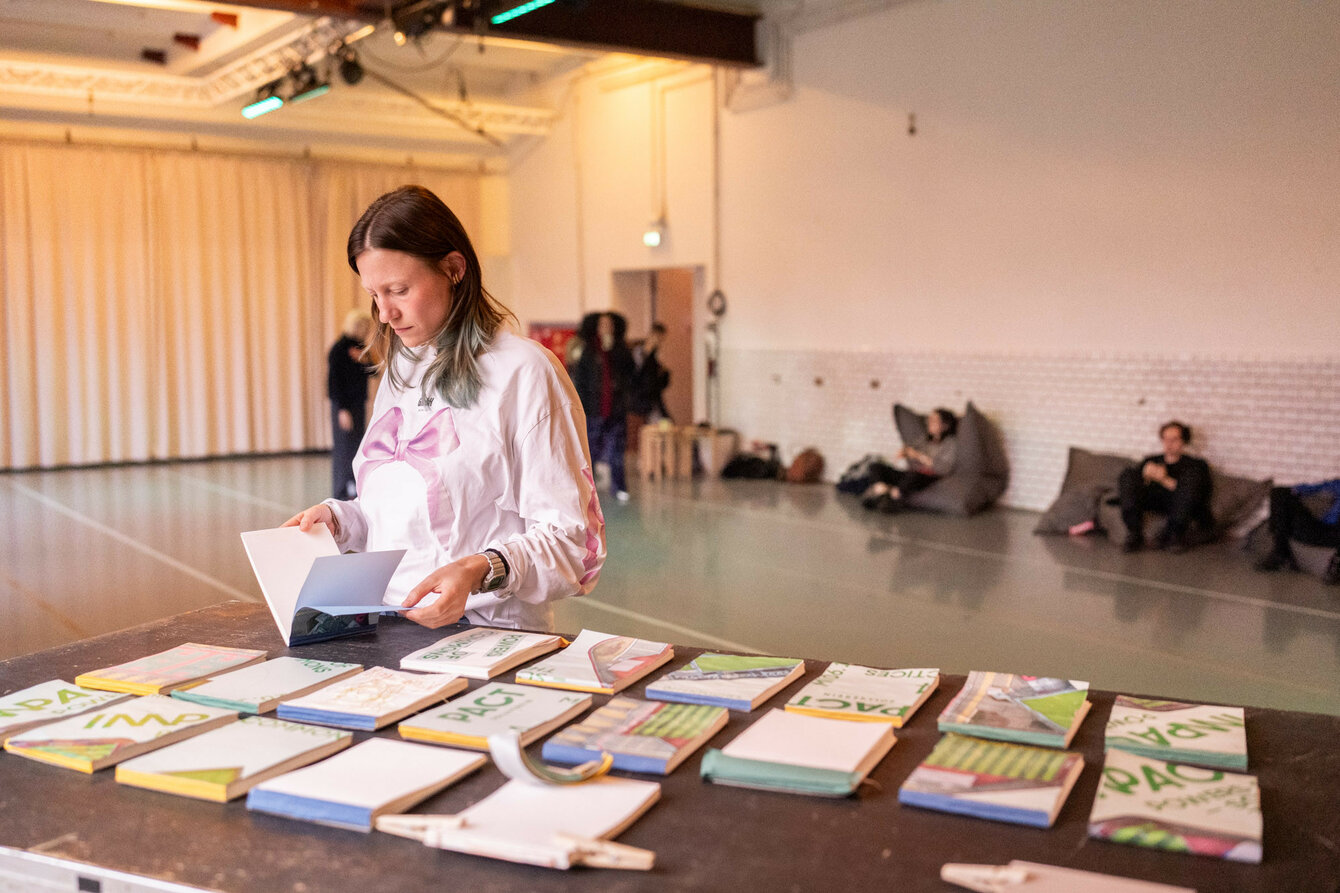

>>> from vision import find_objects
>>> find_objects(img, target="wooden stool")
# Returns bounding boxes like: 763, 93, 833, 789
639, 425, 671, 481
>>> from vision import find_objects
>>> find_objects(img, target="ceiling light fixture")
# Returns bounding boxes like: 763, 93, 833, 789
643, 218, 666, 249
491, 0, 559, 25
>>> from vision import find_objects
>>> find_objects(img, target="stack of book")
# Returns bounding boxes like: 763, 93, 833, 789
276, 667, 466, 731
784, 664, 938, 726
0, 680, 131, 743
936, 671, 1091, 748
644, 653, 805, 711
399, 684, 592, 750
515, 630, 674, 695
1103, 696, 1247, 770
75, 643, 267, 696
171, 657, 363, 714
399, 628, 564, 679
542, 697, 728, 775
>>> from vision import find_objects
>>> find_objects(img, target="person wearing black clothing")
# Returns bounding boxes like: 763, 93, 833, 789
1118, 420, 1213, 554
1255, 479, 1340, 584
570, 311, 635, 502
630, 322, 671, 423
327, 310, 375, 498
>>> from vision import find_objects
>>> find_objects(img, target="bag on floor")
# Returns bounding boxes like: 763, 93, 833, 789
786, 448, 825, 484
835, 453, 888, 494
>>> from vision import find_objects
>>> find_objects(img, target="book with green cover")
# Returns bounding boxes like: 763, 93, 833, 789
784, 664, 938, 726
0, 680, 132, 743
171, 657, 363, 714
937, 671, 1090, 747
644, 653, 805, 711
700, 708, 895, 797
1104, 696, 1246, 770
1088, 748, 1262, 863
898, 733, 1085, 828
399, 684, 592, 750
515, 630, 674, 695
542, 697, 727, 774
74, 643, 268, 696
2, 694, 238, 773
115, 715, 352, 801
399, 628, 564, 679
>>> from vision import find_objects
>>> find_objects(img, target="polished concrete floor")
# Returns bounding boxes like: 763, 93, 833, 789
4, 454, 1339, 717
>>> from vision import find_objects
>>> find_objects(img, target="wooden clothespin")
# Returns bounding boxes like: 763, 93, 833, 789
375, 813, 466, 844
553, 834, 655, 871
941, 863, 1032, 892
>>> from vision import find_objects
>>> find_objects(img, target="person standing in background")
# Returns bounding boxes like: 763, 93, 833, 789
571, 311, 634, 503
327, 310, 375, 498
630, 322, 672, 424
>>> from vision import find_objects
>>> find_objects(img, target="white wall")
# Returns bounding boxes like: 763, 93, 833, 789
504, 0, 1340, 503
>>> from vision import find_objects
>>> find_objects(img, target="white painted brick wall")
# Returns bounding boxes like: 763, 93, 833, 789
719, 349, 1340, 511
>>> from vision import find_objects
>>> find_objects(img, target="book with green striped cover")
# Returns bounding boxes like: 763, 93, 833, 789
541, 697, 727, 774
898, 733, 1085, 827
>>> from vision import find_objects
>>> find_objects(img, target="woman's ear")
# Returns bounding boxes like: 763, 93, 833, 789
437, 251, 467, 284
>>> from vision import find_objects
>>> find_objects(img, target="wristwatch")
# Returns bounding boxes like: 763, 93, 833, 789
475, 549, 509, 594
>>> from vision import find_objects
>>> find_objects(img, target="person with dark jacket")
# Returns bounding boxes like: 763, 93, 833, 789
1118, 420, 1214, 553
1255, 479, 1340, 584
570, 311, 635, 502
630, 322, 671, 423
327, 310, 375, 498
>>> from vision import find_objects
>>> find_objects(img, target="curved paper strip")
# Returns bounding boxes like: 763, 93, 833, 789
488, 731, 611, 786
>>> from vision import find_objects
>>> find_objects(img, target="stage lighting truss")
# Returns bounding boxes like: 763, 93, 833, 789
240, 62, 333, 118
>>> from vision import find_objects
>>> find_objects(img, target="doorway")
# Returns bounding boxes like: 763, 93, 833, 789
611, 267, 697, 427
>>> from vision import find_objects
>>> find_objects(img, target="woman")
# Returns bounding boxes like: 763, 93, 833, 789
569, 311, 635, 503
286, 186, 605, 630
861, 407, 959, 512
327, 309, 375, 499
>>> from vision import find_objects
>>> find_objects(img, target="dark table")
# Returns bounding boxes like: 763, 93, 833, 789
2, 601, 1338, 892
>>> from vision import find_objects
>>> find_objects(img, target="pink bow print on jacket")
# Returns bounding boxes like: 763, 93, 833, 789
356, 406, 459, 529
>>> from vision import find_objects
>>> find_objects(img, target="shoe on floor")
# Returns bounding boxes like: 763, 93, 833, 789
615, 490, 631, 503
1254, 550, 1298, 573
1324, 551, 1340, 586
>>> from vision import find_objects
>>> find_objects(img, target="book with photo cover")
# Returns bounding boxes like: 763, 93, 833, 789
515, 630, 674, 695
644, 653, 805, 712
937, 671, 1091, 748
542, 697, 728, 774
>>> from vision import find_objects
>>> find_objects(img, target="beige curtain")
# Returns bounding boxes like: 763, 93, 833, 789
0, 142, 480, 469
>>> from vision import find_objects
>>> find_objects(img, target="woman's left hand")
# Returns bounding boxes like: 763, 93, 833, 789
400, 554, 490, 629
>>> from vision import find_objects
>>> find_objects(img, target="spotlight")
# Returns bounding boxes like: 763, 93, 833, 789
242, 80, 284, 119
643, 219, 666, 248
289, 64, 330, 104
391, 1, 451, 43
491, 0, 559, 26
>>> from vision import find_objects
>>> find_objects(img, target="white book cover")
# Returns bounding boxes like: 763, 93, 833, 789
644, 653, 805, 711
0, 680, 132, 742
171, 657, 364, 714
720, 708, 893, 773
785, 664, 939, 726
399, 684, 592, 749
3, 694, 238, 772
1088, 748, 1262, 863
248, 737, 485, 832
400, 776, 661, 868
515, 629, 674, 694
1104, 696, 1247, 769
115, 715, 353, 801
399, 628, 564, 679
240, 525, 406, 646
276, 666, 467, 730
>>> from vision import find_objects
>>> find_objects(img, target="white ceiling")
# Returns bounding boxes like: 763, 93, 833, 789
0, 0, 686, 167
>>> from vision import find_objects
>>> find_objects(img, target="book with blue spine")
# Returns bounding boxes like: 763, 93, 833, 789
643, 653, 805, 711
898, 733, 1085, 828
275, 666, 466, 731
246, 737, 485, 832
541, 697, 727, 775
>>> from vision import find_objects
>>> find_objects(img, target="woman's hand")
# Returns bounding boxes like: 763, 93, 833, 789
283, 503, 335, 533
401, 554, 490, 629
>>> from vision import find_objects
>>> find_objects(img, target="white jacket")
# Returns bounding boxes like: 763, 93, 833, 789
325, 331, 605, 630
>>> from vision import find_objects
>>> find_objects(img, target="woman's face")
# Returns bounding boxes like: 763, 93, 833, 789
357, 248, 459, 348
927, 411, 945, 439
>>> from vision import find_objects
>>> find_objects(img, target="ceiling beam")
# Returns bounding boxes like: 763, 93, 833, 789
223, 0, 761, 68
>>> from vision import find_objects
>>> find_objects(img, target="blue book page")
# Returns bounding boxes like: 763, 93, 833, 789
295, 550, 406, 615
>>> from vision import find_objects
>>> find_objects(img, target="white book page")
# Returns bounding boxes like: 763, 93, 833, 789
240, 526, 339, 641
117, 716, 349, 778
0, 681, 130, 738
255, 738, 483, 809
721, 709, 891, 772
184, 658, 360, 707
455, 776, 661, 845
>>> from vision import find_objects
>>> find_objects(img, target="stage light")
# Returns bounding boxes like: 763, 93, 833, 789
491, 0, 558, 25
339, 50, 364, 85
242, 81, 283, 119
289, 65, 330, 104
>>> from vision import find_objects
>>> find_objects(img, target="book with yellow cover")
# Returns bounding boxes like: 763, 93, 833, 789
74, 643, 267, 696
785, 664, 938, 726
515, 630, 673, 695
116, 715, 352, 801
399, 684, 591, 750
3, 694, 237, 772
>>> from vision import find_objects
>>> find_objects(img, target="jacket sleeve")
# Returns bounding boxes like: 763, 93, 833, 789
491, 397, 606, 606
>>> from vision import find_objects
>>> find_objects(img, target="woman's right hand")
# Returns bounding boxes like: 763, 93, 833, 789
283, 503, 334, 532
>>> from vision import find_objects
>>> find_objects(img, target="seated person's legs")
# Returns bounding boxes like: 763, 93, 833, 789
1117, 466, 1148, 551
